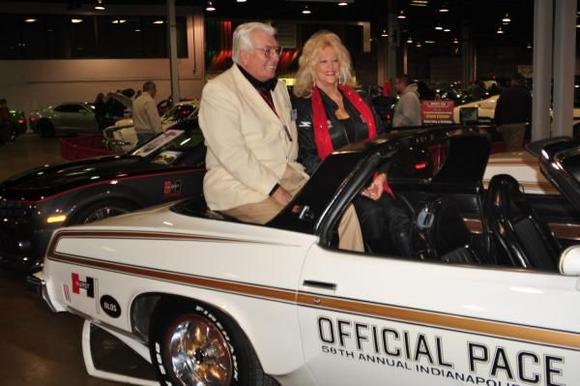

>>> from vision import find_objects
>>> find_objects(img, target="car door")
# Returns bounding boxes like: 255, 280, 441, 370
50, 104, 73, 133
71, 104, 98, 133
52, 104, 96, 134
298, 245, 580, 386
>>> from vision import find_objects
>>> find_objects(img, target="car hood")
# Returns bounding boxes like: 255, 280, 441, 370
0, 155, 153, 201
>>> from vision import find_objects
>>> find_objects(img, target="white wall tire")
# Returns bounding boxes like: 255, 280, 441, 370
149, 302, 278, 386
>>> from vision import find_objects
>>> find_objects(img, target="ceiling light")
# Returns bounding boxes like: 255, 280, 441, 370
24, 18, 37, 23
453, 38, 459, 44
416, 41, 422, 47
112, 19, 127, 24
410, 0, 428, 7
381, 29, 388, 37
397, 10, 406, 19
302, 5, 311, 14
237, 0, 247, 2
205, 1, 216, 11
502, 13, 511, 23
425, 40, 436, 44
496, 26, 504, 34
134, 29, 142, 32
439, 3, 449, 12
94, 0, 105, 10
153, 20, 165, 24
526, 42, 532, 49
443, 27, 451, 32
435, 24, 443, 31
71, 18, 83, 24
338, 2, 348, 6
406, 37, 413, 44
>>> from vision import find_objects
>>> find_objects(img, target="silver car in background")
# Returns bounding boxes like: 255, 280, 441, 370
31, 102, 99, 137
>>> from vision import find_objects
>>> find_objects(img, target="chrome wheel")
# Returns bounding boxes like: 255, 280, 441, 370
167, 314, 233, 386
82, 206, 129, 224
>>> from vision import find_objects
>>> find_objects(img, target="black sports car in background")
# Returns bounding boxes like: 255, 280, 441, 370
0, 120, 205, 270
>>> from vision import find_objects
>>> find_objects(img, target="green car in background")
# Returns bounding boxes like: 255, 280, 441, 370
30, 102, 99, 137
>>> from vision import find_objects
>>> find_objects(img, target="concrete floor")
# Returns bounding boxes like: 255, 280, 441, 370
0, 134, 131, 386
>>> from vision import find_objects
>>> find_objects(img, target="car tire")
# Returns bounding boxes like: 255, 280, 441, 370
69, 199, 137, 225
37, 119, 55, 137
149, 302, 279, 386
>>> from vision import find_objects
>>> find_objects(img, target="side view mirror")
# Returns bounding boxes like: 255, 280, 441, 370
559, 245, 580, 276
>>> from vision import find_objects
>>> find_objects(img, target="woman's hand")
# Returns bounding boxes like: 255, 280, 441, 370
361, 173, 386, 201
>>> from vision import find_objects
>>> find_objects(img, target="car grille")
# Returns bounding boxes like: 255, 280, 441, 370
0, 200, 36, 261
0, 200, 34, 219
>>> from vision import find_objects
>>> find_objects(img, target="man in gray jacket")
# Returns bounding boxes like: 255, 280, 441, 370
393, 75, 422, 127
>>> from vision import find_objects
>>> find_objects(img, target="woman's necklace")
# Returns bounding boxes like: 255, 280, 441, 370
332, 93, 350, 119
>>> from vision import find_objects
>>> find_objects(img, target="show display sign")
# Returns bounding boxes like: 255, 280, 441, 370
422, 100, 455, 124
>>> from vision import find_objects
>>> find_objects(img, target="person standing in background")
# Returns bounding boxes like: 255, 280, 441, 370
392, 74, 422, 128
93, 93, 107, 131
0, 99, 13, 144
494, 73, 531, 151
133, 81, 162, 145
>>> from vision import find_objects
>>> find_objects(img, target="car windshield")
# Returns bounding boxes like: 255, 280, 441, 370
162, 103, 198, 122
131, 127, 204, 165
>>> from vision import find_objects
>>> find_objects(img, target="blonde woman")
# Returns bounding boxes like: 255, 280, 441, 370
294, 31, 384, 173
293, 31, 414, 256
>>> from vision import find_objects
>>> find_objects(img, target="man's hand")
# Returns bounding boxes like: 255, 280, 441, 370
271, 185, 292, 206
361, 173, 386, 201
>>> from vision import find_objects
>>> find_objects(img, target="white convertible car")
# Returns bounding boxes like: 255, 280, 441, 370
453, 95, 580, 136
104, 100, 199, 152
34, 127, 580, 386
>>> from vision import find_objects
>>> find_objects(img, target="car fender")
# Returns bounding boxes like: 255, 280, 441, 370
127, 287, 307, 378
64, 185, 146, 222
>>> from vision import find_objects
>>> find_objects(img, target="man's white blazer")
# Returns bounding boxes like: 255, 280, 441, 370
199, 64, 305, 211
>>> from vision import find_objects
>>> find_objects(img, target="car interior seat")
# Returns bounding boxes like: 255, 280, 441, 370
415, 197, 485, 264
485, 174, 560, 271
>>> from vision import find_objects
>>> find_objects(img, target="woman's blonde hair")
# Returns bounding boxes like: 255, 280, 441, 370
294, 31, 357, 98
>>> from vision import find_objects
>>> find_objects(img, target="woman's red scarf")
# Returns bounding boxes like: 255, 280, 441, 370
311, 85, 394, 198
311, 84, 377, 160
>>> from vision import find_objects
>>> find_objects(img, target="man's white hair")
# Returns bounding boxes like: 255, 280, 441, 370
232, 22, 276, 64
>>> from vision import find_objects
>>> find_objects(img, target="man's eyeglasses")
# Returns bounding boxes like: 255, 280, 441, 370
253, 46, 283, 57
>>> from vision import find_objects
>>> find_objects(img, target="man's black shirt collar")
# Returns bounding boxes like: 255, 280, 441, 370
237, 64, 278, 92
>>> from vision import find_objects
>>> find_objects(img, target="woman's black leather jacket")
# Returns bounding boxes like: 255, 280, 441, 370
294, 88, 385, 175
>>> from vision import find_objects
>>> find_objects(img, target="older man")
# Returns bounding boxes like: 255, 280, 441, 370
133, 81, 162, 145
199, 22, 362, 251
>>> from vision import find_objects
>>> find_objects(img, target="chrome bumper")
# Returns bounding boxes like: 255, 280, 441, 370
26, 272, 58, 312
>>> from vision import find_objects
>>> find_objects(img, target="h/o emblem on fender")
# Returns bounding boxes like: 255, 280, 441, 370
71, 273, 95, 298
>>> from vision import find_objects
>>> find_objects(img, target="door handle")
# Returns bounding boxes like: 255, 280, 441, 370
302, 280, 337, 291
